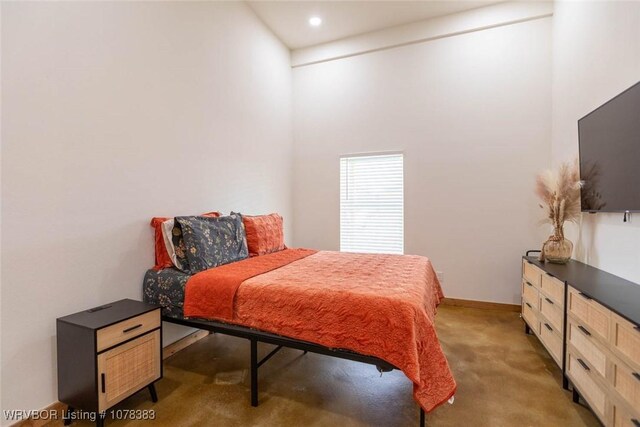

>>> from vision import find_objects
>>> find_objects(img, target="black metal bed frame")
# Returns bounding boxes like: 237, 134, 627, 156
163, 315, 426, 426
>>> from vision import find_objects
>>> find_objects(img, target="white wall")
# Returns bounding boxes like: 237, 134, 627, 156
552, 1, 640, 285
291, 1, 553, 67
0, 1, 3, 417
292, 16, 552, 305
1, 1, 292, 419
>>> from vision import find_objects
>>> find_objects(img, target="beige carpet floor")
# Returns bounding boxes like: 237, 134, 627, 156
51, 306, 600, 427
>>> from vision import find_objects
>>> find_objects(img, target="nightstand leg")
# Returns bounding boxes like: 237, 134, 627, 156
148, 383, 158, 403
525, 323, 531, 335
572, 388, 579, 403
64, 406, 74, 426
562, 376, 569, 390
96, 412, 105, 427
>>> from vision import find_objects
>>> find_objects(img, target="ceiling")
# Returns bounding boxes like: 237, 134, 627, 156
247, 1, 503, 50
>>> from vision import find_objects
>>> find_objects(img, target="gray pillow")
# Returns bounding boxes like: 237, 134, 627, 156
174, 214, 248, 274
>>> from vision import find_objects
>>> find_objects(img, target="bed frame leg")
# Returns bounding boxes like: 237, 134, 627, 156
420, 408, 425, 426
250, 338, 258, 407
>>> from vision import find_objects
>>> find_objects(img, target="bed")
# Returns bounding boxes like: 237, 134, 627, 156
143, 248, 456, 426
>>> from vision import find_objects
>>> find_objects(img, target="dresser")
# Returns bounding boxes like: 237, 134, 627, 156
57, 299, 162, 426
522, 258, 565, 367
521, 256, 640, 427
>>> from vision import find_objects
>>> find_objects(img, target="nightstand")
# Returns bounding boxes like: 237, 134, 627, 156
57, 299, 162, 426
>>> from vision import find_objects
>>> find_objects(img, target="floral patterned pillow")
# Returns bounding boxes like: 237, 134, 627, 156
174, 214, 249, 274
170, 222, 191, 273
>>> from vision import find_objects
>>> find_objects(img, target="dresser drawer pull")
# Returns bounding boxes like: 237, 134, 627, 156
578, 325, 591, 336
578, 292, 592, 300
632, 419, 640, 427
526, 302, 532, 308
544, 323, 553, 331
545, 297, 554, 305
123, 324, 143, 334
633, 372, 640, 382
545, 272, 554, 277
101, 373, 106, 393
526, 282, 533, 287
577, 358, 590, 372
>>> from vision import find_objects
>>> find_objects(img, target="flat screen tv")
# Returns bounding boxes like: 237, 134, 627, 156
578, 81, 640, 213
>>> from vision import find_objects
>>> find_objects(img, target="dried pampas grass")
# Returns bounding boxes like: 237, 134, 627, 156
535, 160, 582, 235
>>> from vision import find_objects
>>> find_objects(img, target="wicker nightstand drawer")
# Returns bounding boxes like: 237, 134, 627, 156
97, 309, 160, 352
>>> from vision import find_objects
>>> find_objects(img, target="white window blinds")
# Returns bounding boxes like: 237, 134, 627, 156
340, 153, 404, 254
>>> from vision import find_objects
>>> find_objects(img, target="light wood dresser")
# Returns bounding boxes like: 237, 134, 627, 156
521, 255, 640, 427
522, 258, 565, 368
57, 299, 162, 426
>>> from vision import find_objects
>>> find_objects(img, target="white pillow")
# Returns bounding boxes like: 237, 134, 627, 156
161, 219, 187, 271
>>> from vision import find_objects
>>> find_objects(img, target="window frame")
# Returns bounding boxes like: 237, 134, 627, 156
339, 151, 405, 255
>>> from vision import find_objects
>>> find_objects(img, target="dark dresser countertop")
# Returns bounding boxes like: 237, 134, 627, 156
57, 298, 159, 330
524, 256, 640, 327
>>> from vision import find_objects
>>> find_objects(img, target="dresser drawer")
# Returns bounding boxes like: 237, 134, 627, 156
567, 351, 607, 420
540, 321, 562, 366
612, 357, 640, 411
523, 301, 539, 335
541, 295, 563, 333
523, 260, 542, 288
568, 287, 610, 342
97, 309, 161, 352
568, 320, 607, 378
541, 273, 564, 306
613, 403, 640, 427
523, 281, 539, 310
611, 313, 640, 371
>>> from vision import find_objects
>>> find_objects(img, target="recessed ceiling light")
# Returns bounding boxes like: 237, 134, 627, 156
309, 16, 322, 27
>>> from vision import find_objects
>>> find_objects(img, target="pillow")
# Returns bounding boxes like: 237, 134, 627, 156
150, 211, 220, 270
242, 213, 285, 257
150, 217, 173, 270
174, 214, 248, 274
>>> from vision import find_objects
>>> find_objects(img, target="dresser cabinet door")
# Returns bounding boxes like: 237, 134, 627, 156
97, 329, 161, 411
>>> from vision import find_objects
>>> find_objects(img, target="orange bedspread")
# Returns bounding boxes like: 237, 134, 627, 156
183, 249, 456, 412
184, 248, 317, 321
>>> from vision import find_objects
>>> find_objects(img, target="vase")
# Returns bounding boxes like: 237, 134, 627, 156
541, 227, 573, 264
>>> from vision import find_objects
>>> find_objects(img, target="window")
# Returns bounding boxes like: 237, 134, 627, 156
340, 153, 404, 254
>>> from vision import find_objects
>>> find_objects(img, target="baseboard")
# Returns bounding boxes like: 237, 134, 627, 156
8, 401, 67, 427
442, 297, 520, 312
163, 329, 210, 360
